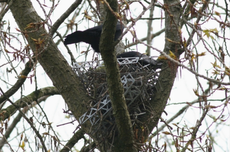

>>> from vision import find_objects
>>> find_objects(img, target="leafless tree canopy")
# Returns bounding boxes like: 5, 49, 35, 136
0, 0, 229, 151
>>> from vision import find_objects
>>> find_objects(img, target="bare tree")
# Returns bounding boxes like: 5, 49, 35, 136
0, 0, 229, 151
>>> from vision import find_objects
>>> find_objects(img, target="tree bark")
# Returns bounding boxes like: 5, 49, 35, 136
137, 0, 182, 143
8, 0, 183, 151
99, 0, 137, 151
9, 0, 92, 132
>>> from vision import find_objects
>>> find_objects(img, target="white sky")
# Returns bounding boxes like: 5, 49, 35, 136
0, 0, 229, 151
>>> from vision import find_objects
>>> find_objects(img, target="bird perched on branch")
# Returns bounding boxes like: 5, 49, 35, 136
117, 51, 162, 69
64, 23, 161, 69
64, 22, 124, 53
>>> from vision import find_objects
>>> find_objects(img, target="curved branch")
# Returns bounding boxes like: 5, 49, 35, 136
124, 29, 165, 49
0, 110, 24, 150
181, 107, 209, 152
0, 87, 59, 121
0, 60, 33, 105
60, 129, 85, 152
9, 0, 92, 133
0, 89, 49, 152
80, 142, 96, 152
0, 95, 49, 150
150, 86, 212, 138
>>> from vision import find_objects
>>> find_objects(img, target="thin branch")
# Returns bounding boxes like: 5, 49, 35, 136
86, 0, 101, 20
55, 31, 76, 64
0, 60, 33, 105
180, 0, 197, 27
0, 0, 17, 21
150, 86, 212, 138
186, 0, 211, 46
138, 17, 164, 20
80, 142, 96, 152
146, 0, 155, 56
0, 87, 59, 121
119, 0, 157, 42
0, 88, 48, 152
125, 29, 165, 49
181, 106, 209, 152
0, 96, 48, 150
136, 39, 230, 85
102, 0, 120, 19
50, 0, 82, 36
0, 2, 8, 21
0, 111, 24, 150
60, 129, 85, 152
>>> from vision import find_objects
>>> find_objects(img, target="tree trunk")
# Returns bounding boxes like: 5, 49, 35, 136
9, 0, 93, 132
9, 0, 182, 151
132, 0, 182, 144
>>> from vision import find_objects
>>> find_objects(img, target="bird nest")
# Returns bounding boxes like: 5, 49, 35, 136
73, 56, 160, 138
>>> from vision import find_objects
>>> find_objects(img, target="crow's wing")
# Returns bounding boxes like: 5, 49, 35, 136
64, 22, 124, 53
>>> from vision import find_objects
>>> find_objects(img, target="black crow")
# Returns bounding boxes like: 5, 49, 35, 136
64, 22, 124, 53
117, 51, 162, 69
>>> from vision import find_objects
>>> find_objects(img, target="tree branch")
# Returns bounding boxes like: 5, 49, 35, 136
0, 60, 33, 105
80, 142, 96, 152
60, 129, 85, 152
50, 0, 82, 36
181, 106, 209, 152
0, 95, 49, 150
0, 88, 48, 152
186, 0, 211, 46
146, 1, 155, 56
125, 29, 165, 49
150, 86, 213, 138
100, 0, 137, 151
140, 0, 182, 141
0, 87, 59, 121
0, 109, 24, 150
9, 0, 92, 133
